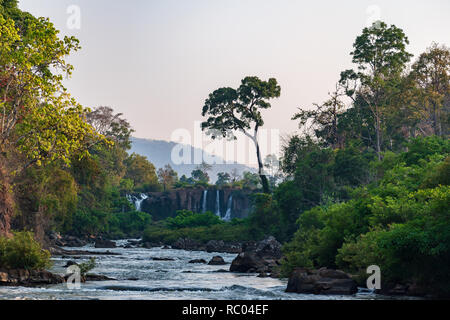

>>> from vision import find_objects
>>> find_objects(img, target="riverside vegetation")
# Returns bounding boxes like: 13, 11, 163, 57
0, 1, 449, 297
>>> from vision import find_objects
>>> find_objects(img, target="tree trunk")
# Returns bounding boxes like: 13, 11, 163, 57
254, 140, 270, 194
0, 158, 13, 237
375, 110, 382, 161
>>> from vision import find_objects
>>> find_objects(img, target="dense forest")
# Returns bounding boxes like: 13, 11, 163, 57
0, 0, 449, 296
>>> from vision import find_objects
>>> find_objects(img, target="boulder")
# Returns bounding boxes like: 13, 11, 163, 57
230, 236, 282, 274
286, 268, 358, 295
208, 256, 227, 265
94, 239, 116, 248
64, 260, 78, 268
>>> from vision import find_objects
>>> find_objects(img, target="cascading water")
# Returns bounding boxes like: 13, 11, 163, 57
135, 194, 148, 212
126, 194, 148, 212
215, 190, 221, 217
224, 195, 233, 221
202, 190, 208, 213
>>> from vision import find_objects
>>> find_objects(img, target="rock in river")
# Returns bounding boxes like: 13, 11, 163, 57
0, 269, 64, 286
94, 239, 116, 248
286, 267, 358, 295
230, 236, 282, 274
189, 259, 207, 264
208, 256, 227, 265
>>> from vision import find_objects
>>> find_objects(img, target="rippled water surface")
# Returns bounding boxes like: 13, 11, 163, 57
0, 240, 396, 300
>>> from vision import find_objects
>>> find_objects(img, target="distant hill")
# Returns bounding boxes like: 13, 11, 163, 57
129, 137, 256, 182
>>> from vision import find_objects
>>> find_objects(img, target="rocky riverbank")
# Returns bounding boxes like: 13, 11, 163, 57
0, 268, 64, 287
45, 235, 442, 298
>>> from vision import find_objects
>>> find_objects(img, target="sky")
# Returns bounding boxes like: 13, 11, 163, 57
18, 0, 450, 150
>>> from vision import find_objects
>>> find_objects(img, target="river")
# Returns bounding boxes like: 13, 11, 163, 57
0, 240, 402, 300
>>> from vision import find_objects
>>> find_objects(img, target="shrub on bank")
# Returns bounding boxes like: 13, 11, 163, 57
0, 231, 52, 270
142, 219, 258, 244
166, 210, 223, 229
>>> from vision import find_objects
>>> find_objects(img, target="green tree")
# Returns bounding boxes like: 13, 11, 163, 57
0, 14, 99, 168
191, 169, 209, 184
201, 76, 281, 193
124, 153, 159, 190
157, 164, 178, 191
340, 21, 413, 160
191, 162, 212, 184
410, 43, 450, 136
292, 83, 347, 148
216, 172, 231, 186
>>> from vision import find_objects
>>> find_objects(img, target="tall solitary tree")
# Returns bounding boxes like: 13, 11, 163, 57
201, 76, 281, 193
340, 21, 412, 160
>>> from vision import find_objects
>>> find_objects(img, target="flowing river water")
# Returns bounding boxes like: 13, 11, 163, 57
0, 240, 406, 300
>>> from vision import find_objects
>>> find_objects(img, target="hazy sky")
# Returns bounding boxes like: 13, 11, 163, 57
19, 0, 450, 145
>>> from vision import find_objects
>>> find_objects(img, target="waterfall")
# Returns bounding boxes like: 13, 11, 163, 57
202, 190, 208, 213
135, 194, 148, 212
126, 194, 148, 212
224, 195, 233, 221
215, 190, 221, 217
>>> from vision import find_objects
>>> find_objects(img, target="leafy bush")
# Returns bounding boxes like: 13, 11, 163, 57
336, 186, 450, 294
79, 258, 96, 276
109, 211, 152, 237
142, 219, 257, 244
0, 232, 52, 270
165, 210, 223, 229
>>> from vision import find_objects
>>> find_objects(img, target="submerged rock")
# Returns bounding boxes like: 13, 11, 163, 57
286, 267, 358, 295
208, 256, 227, 265
189, 259, 207, 264
63, 273, 116, 282
152, 257, 175, 261
84, 274, 116, 281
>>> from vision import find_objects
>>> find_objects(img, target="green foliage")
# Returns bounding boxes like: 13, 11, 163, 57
124, 153, 160, 191
337, 186, 450, 295
108, 211, 152, 238
78, 258, 96, 276
165, 210, 223, 229
216, 172, 231, 186
0, 232, 51, 270
157, 164, 178, 191
191, 169, 210, 184
281, 137, 450, 294
143, 219, 256, 245
401, 136, 450, 166
0, 12, 102, 166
